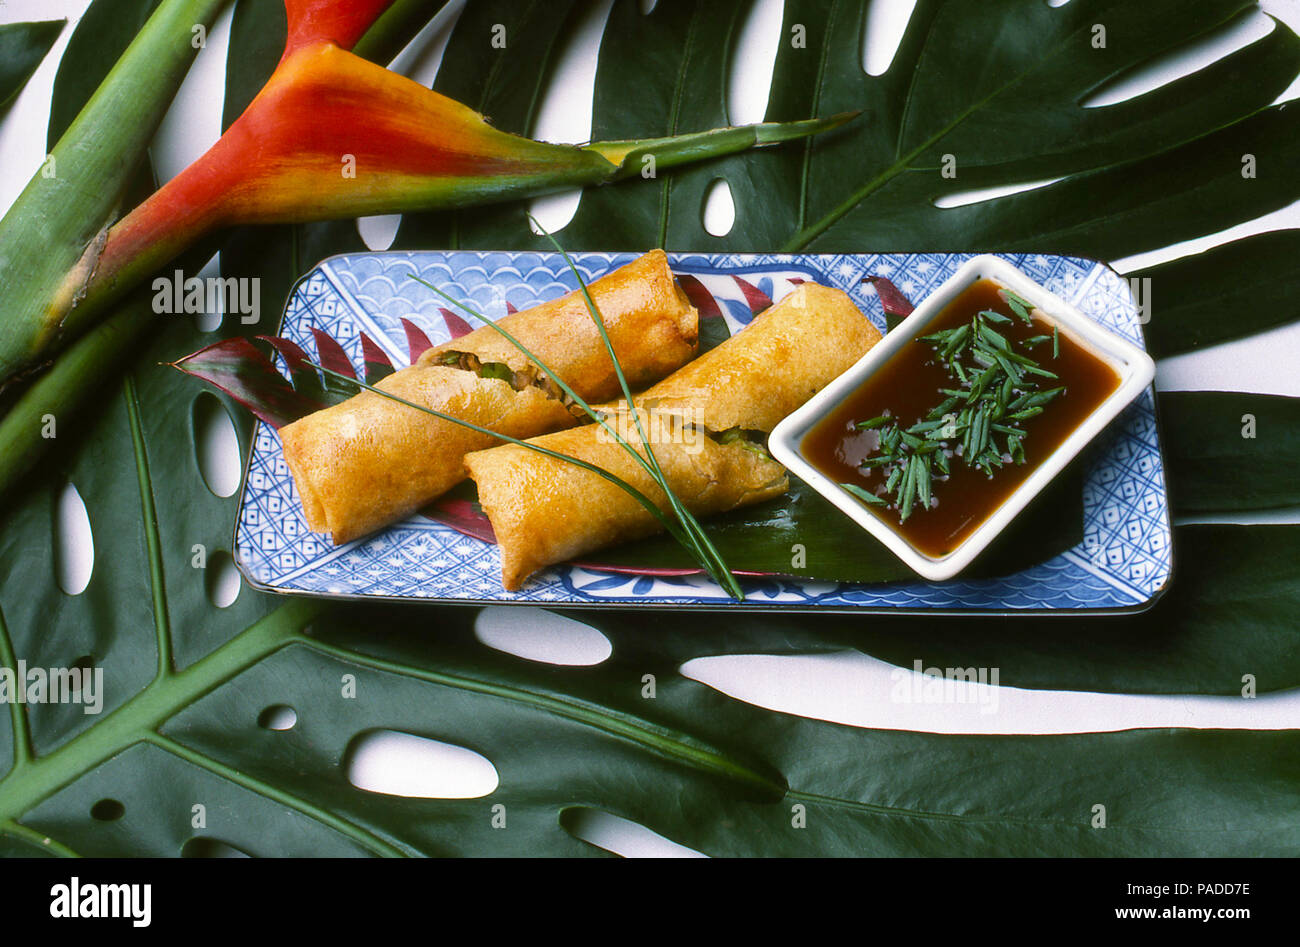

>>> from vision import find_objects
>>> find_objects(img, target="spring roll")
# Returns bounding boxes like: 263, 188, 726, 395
465, 282, 883, 590
280, 249, 698, 544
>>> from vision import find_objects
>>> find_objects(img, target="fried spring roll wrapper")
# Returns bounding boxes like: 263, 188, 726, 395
466, 283, 882, 590
597, 281, 882, 431
418, 248, 698, 389
280, 249, 698, 544
467, 421, 789, 590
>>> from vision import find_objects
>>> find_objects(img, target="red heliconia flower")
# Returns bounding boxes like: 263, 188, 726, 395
54, 0, 852, 365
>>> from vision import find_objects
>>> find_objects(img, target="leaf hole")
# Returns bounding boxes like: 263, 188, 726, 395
65, 655, 97, 698
527, 0, 615, 235
861, 0, 918, 76
257, 704, 298, 731
386, 0, 467, 79
702, 178, 736, 237
192, 392, 241, 498
560, 807, 707, 858
932, 176, 1065, 209
205, 550, 241, 609
639, 0, 658, 13
54, 481, 94, 596
90, 799, 125, 822
684, 651, 984, 730
1080, 9, 1274, 109
181, 837, 251, 858
346, 730, 499, 799
1045, 0, 1072, 8
474, 606, 612, 666
529, 190, 583, 236
727, 0, 783, 124
357, 214, 402, 251
682, 653, 846, 723
150, 9, 230, 183
191, 252, 224, 332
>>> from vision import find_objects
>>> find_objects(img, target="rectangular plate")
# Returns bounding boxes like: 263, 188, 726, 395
234, 251, 1172, 614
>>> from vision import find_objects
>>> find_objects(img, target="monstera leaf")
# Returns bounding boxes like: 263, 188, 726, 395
0, 19, 63, 112
389, 0, 1300, 254
5, 604, 1300, 857
2, 0, 1299, 857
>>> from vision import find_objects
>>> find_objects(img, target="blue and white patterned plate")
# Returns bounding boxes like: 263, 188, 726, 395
234, 251, 1171, 614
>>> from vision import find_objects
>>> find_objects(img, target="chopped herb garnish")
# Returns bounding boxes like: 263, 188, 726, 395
855, 415, 890, 430
1002, 289, 1035, 323
847, 298, 1066, 523
841, 482, 888, 507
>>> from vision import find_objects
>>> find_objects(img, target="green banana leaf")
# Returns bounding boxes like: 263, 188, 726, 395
0, 19, 64, 113
3, 0, 1300, 856
585, 465, 1085, 583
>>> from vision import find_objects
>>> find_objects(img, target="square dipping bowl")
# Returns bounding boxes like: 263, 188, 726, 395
769, 254, 1157, 582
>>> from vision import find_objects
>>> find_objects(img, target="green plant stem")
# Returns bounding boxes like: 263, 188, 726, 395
0, 606, 34, 768
0, 297, 153, 499
123, 372, 172, 679
0, 0, 228, 385
590, 112, 858, 180
145, 732, 410, 857
0, 818, 80, 857
301, 636, 785, 800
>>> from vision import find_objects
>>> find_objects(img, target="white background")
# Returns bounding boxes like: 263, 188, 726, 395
2, 0, 1298, 856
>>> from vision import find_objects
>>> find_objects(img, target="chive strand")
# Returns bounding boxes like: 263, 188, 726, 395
534, 224, 743, 600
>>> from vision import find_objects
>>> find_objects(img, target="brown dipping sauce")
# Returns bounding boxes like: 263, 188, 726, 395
801, 279, 1120, 558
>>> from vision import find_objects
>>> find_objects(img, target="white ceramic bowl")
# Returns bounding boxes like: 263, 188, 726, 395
769, 255, 1156, 582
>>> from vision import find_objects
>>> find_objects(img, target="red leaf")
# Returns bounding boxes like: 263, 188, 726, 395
171, 338, 322, 429
258, 334, 324, 403
425, 497, 496, 542
439, 306, 475, 339
401, 318, 434, 363
732, 275, 773, 315
674, 273, 723, 319
311, 327, 356, 378
867, 275, 916, 323
359, 331, 395, 384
